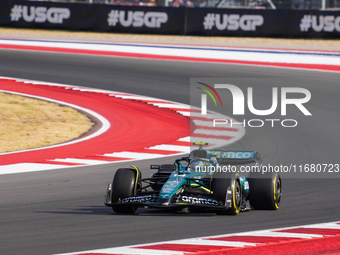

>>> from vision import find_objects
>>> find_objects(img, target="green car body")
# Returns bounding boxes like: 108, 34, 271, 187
105, 145, 281, 215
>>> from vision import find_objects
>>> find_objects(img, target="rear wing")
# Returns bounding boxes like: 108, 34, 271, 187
210, 150, 261, 165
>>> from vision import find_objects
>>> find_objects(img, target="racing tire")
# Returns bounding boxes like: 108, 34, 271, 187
213, 172, 242, 215
248, 173, 281, 210
111, 168, 141, 214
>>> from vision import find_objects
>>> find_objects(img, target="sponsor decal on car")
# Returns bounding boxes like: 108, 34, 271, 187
121, 194, 158, 204
178, 195, 221, 206
222, 151, 254, 159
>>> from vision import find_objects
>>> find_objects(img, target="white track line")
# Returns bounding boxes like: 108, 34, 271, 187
49, 158, 110, 165
1, 39, 339, 67
0, 163, 72, 175
54, 221, 340, 255
102, 152, 167, 160
147, 145, 191, 153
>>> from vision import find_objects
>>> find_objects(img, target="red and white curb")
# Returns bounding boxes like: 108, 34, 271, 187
0, 76, 244, 175
0, 38, 339, 72
56, 221, 340, 255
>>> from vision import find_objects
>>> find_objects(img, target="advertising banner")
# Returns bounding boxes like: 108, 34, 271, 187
186, 8, 288, 37
0, 1, 339, 38
2, 1, 185, 34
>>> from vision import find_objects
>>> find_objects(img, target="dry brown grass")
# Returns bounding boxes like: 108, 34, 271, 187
0, 92, 94, 153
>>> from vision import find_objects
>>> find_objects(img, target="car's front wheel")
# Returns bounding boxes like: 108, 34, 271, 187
213, 172, 242, 215
111, 168, 140, 214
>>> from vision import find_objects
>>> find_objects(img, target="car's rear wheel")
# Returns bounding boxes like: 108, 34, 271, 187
249, 173, 281, 210
213, 172, 242, 215
111, 168, 140, 214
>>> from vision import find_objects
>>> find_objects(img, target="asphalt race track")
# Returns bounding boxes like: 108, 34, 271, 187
0, 49, 340, 255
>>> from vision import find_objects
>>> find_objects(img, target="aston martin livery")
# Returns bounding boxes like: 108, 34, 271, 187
105, 143, 282, 215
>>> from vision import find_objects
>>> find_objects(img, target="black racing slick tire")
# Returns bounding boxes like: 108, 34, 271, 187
213, 172, 242, 215
249, 173, 282, 210
111, 168, 141, 214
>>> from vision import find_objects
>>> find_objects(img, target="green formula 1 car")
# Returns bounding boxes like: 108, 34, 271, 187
105, 143, 282, 215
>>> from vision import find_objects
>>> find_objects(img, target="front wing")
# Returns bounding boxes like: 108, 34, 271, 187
105, 193, 226, 209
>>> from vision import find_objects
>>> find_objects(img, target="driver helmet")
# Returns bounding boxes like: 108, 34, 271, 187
188, 160, 205, 173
